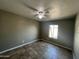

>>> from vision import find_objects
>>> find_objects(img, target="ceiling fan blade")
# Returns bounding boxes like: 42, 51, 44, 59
44, 14, 50, 18
44, 7, 52, 13
20, 0, 38, 11
34, 14, 38, 17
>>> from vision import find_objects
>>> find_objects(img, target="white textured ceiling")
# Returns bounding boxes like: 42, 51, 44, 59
0, 0, 79, 21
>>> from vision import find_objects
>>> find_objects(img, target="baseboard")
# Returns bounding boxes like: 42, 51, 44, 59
40, 39, 72, 51
0, 40, 37, 54
73, 52, 77, 59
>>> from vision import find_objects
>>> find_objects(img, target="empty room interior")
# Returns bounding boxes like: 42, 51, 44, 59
0, 0, 79, 59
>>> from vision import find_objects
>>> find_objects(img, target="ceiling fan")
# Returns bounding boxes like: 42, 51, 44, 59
21, 1, 51, 19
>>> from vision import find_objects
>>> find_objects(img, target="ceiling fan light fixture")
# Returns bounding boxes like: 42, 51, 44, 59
21, 2, 50, 19
38, 14, 44, 19
36, 11, 45, 19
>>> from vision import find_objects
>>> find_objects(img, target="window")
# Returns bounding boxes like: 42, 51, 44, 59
49, 25, 58, 39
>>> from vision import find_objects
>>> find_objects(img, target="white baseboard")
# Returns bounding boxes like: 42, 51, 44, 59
0, 40, 37, 54
73, 52, 77, 59
41, 39, 72, 51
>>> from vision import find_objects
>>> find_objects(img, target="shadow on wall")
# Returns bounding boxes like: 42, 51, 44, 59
0, 10, 40, 53
40, 15, 76, 50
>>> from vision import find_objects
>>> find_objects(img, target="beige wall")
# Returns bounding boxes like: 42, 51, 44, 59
0, 10, 39, 53
74, 14, 79, 59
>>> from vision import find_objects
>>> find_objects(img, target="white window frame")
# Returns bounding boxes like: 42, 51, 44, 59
49, 25, 58, 39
